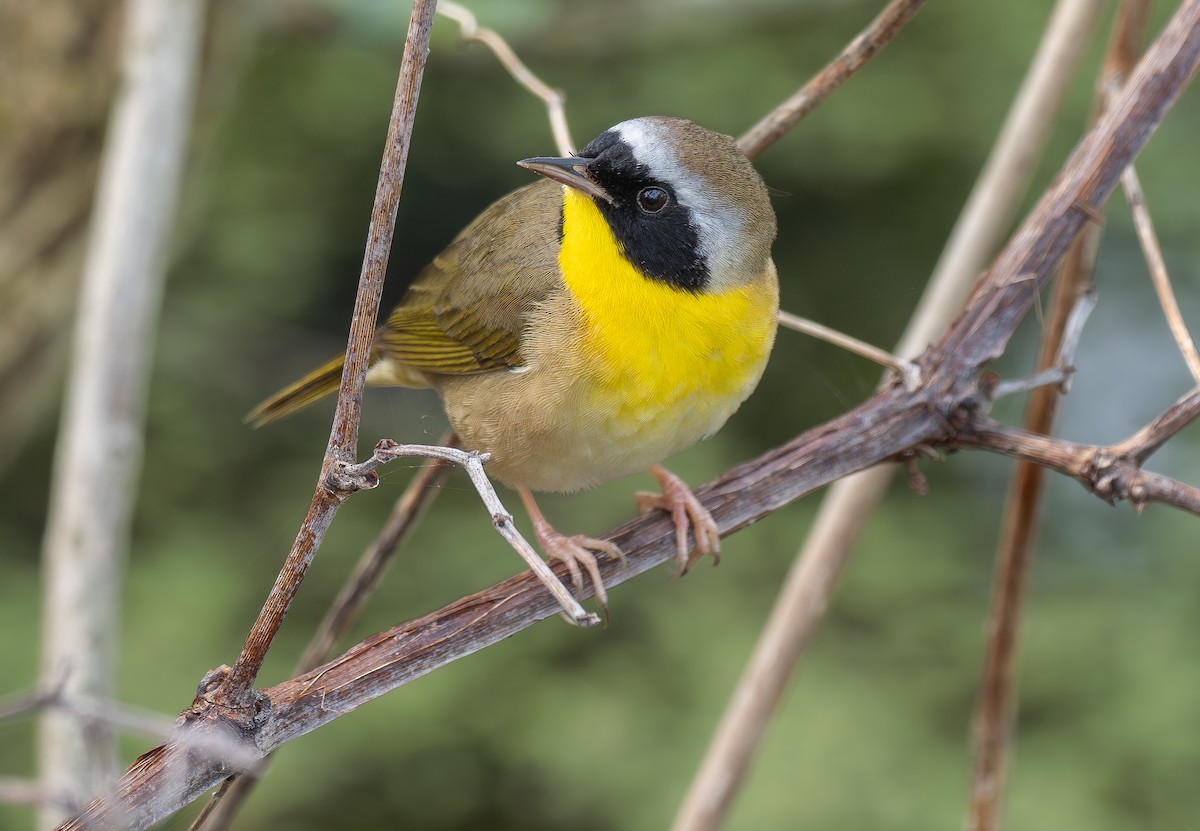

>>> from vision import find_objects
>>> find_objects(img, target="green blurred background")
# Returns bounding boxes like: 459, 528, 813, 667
3, 0, 1200, 828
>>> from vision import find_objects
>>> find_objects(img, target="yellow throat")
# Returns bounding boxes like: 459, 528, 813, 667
557, 187, 777, 426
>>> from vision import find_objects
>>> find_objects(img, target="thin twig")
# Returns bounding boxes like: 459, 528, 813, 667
0, 686, 47, 723
737, 0, 929, 161
301, 432, 460, 669
2, 682, 177, 742
675, 2, 1108, 828
0, 683, 259, 773
215, 0, 439, 703
37, 0, 206, 825
1121, 165, 1200, 382
1054, 288, 1099, 394
777, 310, 920, 390
53, 1, 1200, 826
355, 439, 599, 625
189, 441, 457, 831
954, 417, 1200, 516
1110, 385, 1200, 464
437, 1, 574, 155
989, 368, 1072, 399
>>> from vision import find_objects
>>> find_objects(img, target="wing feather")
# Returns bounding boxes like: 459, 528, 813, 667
377, 179, 563, 375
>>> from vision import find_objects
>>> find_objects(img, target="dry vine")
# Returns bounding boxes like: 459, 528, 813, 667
38, 1, 1200, 829
676, 0, 1110, 826
967, 2, 1147, 827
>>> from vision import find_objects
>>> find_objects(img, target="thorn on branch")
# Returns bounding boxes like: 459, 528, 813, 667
903, 454, 930, 495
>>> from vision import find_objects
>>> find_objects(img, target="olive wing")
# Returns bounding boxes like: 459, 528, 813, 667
378, 179, 564, 374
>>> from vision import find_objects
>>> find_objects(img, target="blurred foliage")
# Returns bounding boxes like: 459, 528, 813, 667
3, 0, 1200, 829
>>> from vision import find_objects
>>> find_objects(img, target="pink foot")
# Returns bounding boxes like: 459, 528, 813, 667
519, 488, 624, 610
636, 464, 721, 574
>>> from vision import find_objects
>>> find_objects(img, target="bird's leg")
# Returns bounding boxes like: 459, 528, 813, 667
518, 487, 624, 610
636, 464, 721, 575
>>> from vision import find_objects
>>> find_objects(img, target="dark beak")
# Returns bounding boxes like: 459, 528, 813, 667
517, 156, 614, 204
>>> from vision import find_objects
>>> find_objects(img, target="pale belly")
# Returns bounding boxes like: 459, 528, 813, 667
434, 273, 778, 493
436, 352, 770, 493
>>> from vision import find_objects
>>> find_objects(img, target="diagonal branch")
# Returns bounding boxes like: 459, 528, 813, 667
437, 1, 575, 155
52, 6, 1200, 825
1110, 385, 1200, 464
214, 0, 439, 703
1122, 165, 1200, 382
953, 416, 1200, 515
677, 0, 1109, 827
966, 2, 1146, 825
37, 0, 206, 825
738, 0, 929, 161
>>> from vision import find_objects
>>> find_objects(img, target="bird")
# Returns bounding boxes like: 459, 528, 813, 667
247, 116, 778, 605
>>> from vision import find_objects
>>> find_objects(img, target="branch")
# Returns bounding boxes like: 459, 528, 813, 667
37, 0, 205, 825
737, 0, 929, 160
777, 310, 920, 390
966, 2, 1142, 825
437, 1, 574, 155
1122, 165, 1200, 382
678, 0, 1109, 827
188, 435, 458, 831
299, 432, 459, 670
214, 0, 439, 702
337, 440, 598, 624
931, 0, 1200, 374
54, 1, 1200, 827
1110, 385, 1200, 464
954, 415, 1200, 516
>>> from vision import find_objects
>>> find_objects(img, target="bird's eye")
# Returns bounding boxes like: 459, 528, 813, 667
636, 186, 670, 213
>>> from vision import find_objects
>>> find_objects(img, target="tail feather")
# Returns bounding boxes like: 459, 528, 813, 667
245, 353, 346, 428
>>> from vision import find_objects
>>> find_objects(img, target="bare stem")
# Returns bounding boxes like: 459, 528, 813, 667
37, 0, 205, 825
777, 310, 920, 390
302, 432, 460, 668
1110, 385, 1200, 464
437, 1, 575, 155
217, 0, 438, 703
1121, 165, 1200, 382
737, 0, 929, 161
369, 440, 599, 625
676, 2, 1109, 828
955, 417, 1200, 516
965, 2, 1137, 824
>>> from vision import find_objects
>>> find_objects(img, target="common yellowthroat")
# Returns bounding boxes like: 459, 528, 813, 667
248, 116, 778, 595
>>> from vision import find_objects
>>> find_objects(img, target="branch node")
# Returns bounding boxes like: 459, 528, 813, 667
195, 666, 231, 702
325, 460, 381, 495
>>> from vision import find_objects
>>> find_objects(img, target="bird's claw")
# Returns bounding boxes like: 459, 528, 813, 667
638, 464, 721, 574
532, 524, 624, 611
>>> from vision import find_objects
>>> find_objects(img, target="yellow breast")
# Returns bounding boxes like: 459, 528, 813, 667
558, 188, 777, 445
